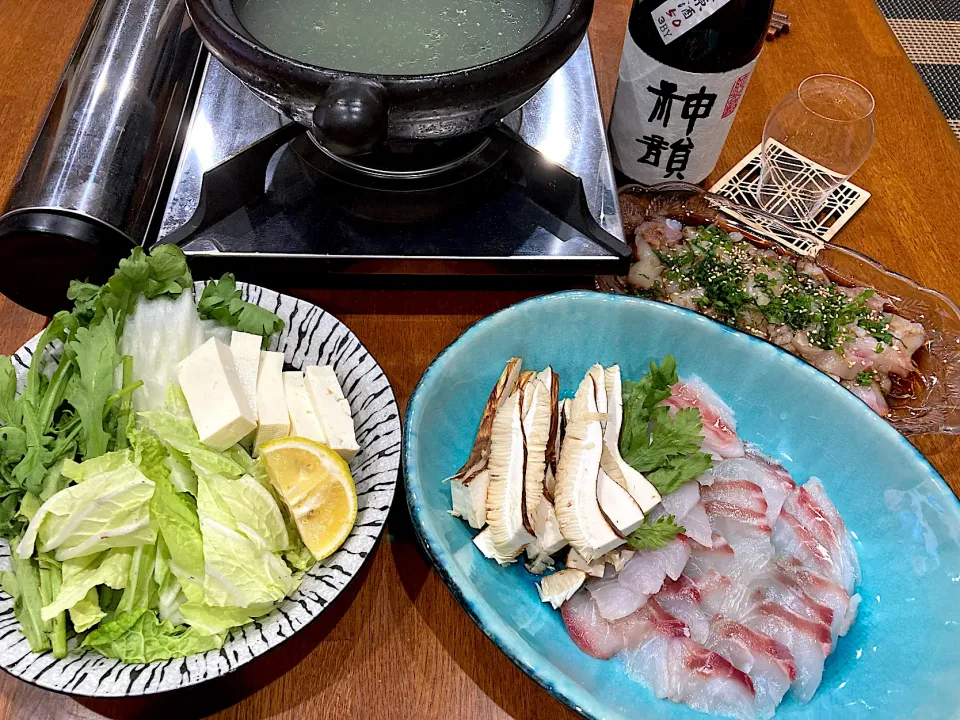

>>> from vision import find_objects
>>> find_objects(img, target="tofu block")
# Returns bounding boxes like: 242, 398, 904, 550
230, 331, 262, 419
304, 365, 359, 462
283, 372, 327, 444
177, 338, 256, 451
254, 351, 290, 455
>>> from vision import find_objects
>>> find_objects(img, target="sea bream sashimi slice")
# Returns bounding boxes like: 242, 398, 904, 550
583, 537, 692, 623
620, 600, 757, 720
741, 601, 832, 703
772, 482, 859, 594
656, 574, 799, 717
656, 575, 711, 644
802, 479, 861, 591
684, 534, 738, 581
743, 447, 798, 492
587, 573, 649, 622
707, 617, 796, 720
646, 481, 712, 547
775, 556, 860, 639
663, 376, 745, 460
701, 481, 776, 570
561, 587, 655, 659
707, 456, 796, 525
618, 538, 691, 596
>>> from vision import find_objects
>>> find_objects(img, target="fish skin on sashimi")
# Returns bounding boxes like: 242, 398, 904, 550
621, 600, 757, 720
664, 379, 745, 460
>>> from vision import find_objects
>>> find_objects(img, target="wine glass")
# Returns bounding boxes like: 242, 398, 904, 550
758, 74, 875, 221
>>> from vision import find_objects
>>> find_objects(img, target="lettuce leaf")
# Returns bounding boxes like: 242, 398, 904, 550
117, 544, 157, 616
36, 554, 66, 657
82, 609, 223, 663
70, 587, 106, 633
142, 440, 205, 605
137, 410, 245, 479
1, 550, 49, 652
61, 449, 133, 483
17, 455, 155, 561
40, 549, 131, 622
197, 471, 295, 607
178, 602, 265, 636
154, 537, 187, 624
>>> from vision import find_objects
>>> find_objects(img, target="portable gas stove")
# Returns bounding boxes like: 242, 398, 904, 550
0, 0, 627, 313
155, 36, 627, 285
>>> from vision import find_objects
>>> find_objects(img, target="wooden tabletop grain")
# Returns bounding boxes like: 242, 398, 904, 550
0, 0, 958, 718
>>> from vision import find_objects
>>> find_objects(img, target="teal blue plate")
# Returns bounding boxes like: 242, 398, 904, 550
404, 291, 960, 720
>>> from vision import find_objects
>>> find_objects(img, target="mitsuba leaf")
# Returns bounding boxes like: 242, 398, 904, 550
197, 274, 284, 339
626, 514, 685, 551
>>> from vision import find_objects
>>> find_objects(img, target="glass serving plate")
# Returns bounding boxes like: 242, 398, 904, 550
597, 181, 960, 436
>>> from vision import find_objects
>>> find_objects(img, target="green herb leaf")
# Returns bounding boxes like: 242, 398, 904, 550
0, 357, 19, 427
66, 313, 120, 459
197, 274, 284, 338
647, 454, 714, 496
856, 370, 875, 387
627, 514, 685, 551
619, 357, 714, 496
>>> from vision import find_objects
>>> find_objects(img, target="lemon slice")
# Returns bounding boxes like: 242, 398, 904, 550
260, 437, 358, 561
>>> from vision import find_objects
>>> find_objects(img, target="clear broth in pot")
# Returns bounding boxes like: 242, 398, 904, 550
234, 0, 553, 75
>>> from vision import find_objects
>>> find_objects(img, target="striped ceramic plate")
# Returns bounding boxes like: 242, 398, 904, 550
0, 282, 400, 696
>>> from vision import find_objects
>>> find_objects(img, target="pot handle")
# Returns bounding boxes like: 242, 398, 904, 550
312, 78, 388, 156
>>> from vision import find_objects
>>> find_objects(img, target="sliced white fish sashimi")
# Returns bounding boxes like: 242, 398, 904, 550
588, 575, 649, 621
664, 378, 745, 459
657, 576, 711, 644
708, 617, 796, 719
620, 601, 757, 720
661, 480, 701, 519
775, 557, 860, 640
619, 538, 691, 596
741, 601, 831, 703
679, 502, 713, 547
802, 479, 861, 591
709, 457, 795, 525
772, 483, 859, 594
647, 481, 712, 547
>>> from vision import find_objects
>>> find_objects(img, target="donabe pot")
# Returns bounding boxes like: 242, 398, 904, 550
186, 0, 592, 156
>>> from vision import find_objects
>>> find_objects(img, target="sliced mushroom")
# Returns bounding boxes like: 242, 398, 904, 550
603, 547, 635, 573
449, 358, 522, 528
554, 365, 624, 562
537, 568, 588, 610
524, 495, 568, 574
473, 526, 524, 566
449, 468, 491, 530
597, 470, 645, 535
600, 365, 662, 513
565, 546, 606, 578
521, 368, 556, 531
485, 390, 535, 559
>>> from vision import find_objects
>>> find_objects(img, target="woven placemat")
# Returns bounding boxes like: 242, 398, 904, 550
876, 0, 960, 140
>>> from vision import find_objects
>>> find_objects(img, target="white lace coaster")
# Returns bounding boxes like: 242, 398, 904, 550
710, 141, 871, 242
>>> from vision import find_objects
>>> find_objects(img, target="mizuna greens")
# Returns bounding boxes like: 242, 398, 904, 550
0, 246, 311, 662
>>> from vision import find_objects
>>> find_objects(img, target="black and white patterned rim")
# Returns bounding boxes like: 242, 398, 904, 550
0, 282, 401, 696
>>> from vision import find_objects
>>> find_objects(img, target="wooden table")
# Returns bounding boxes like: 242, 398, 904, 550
0, 0, 958, 717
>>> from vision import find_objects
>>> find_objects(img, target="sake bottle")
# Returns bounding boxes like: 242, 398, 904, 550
608, 0, 775, 185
